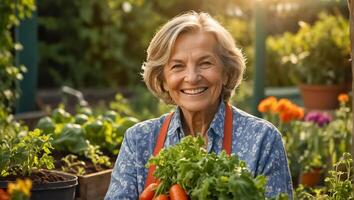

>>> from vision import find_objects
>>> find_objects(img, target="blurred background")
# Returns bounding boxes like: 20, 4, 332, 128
1, 0, 351, 117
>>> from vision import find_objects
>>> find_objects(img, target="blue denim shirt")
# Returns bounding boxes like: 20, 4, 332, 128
105, 102, 293, 200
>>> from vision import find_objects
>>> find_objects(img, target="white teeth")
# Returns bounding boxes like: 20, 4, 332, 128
182, 88, 207, 95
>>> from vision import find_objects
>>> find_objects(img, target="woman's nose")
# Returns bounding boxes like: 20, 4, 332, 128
184, 65, 201, 83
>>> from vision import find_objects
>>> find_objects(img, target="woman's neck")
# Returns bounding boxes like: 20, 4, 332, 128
180, 101, 221, 136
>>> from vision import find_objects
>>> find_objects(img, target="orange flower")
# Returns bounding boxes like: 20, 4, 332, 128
292, 107, 304, 120
0, 189, 9, 200
258, 96, 277, 113
277, 99, 304, 123
338, 93, 349, 103
279, 111, 292, 123
275, 99, 292, 113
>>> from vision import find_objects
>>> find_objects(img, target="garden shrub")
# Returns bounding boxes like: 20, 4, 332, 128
0, 0, 35, 112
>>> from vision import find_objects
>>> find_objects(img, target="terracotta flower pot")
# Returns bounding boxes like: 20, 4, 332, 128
299, 168, 322, 187
299, 84, 347, 110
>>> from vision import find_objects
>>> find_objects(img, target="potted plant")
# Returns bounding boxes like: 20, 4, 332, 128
294, 153, 353, 199
297, 111, 334, 187
0, 106, 77, 200
298, 152, 324, 187
268, 12, 350, 110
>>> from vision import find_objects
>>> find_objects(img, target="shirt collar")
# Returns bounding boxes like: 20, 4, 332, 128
208, 101, 226, 137
167, 106, 183, 136
167, 100, 226, 138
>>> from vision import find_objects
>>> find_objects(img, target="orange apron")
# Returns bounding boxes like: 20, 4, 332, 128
144, 103, 233, 188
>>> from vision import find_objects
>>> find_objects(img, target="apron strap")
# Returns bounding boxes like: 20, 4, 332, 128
223, 103, 233, 155
144, 112, 174, 188
144, 103, 233, 188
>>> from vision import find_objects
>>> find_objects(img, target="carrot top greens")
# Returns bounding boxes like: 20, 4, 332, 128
147, 136, 288, 200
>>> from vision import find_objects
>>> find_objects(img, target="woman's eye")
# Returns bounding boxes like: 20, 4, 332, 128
200, 61, 212, 67
171, 64, 182, 69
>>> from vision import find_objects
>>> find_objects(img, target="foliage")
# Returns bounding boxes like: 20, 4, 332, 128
60, 154, 86, 176
37, 0, 157, 87
84, 143, 112, 169
325, 94, 352, 166
0, 129, 54, 177
294, 153, 353, 200
36, 103, 139, 172
0, 0, 35, 111
325, 152, 353, 200
296, 122, 328, 172
0, 105, 23, 141
0, 103, 54, 177
266, 12, 350, 86
36, 0, 348, 89
147, 136, 287, 199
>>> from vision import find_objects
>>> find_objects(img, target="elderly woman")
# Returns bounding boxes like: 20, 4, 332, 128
105, 11, 293, 199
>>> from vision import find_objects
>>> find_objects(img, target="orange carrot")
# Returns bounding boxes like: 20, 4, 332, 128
154, 194, 170, 200
139, 183, 158, 200
169, 184, 188, 200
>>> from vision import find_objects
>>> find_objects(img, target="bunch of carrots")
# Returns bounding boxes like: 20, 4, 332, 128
140, 183, 188, 200
138, 137, 272, 200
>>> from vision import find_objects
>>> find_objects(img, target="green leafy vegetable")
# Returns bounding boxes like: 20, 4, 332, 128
147, 136, 286, 199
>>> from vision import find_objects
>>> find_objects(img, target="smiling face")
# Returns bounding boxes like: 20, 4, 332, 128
163, 31, 227, 114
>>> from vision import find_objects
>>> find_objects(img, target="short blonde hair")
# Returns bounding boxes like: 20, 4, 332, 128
142, 11, 246, 104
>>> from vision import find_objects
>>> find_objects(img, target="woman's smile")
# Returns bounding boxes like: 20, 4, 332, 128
181, 87, 208, 95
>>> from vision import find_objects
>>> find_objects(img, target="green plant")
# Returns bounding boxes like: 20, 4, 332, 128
267, 12, 350, 85
294, 185, 327, 199
294, 153, 353, 200
0, 0, 35, 111
61, 154, 86, 176
148, 136, 287, 199
52, 123, 88, 154
37, 0, 158, 87
325, 95, 352, 166
325, 152, 353, 200
298, 122, 328, 173
37, 104, 133, 155
0, 129, 54, 177
0, 105, 23, 141
84, 144, 111, 170
0, 100, 54, 177
36, 103, 139, 172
